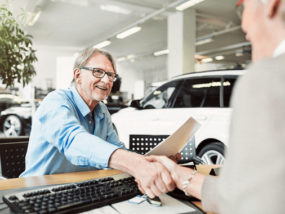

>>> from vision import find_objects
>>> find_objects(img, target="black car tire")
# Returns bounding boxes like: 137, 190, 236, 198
198, 142, 225, 165
2, 115, 24, 137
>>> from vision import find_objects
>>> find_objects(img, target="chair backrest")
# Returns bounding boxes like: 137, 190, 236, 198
129, 135, 197, 163
0, 138, 29, 179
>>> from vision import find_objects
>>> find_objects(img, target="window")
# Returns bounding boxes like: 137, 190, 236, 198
142, 81, 180, 109
223, 77, 238, 107
173, 77, 222, 108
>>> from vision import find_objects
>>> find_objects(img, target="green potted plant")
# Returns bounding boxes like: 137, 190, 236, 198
0, 1, 37, 88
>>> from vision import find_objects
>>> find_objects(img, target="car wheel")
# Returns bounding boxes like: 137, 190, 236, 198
198, 142, 225, 165
2, 115, 23, 137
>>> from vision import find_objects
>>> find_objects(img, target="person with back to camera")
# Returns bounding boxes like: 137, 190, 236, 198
144, 0, 285, 213
21, 48, 181, 199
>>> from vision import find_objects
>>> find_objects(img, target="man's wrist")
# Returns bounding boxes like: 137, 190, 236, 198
108, 149, 144, 176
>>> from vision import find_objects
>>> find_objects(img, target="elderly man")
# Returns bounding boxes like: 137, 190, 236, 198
21, 48, 177, 198
146, 0, 285, 213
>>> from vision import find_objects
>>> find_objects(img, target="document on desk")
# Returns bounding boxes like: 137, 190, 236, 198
80, 205, 119, 214
112, 194, 196, 214
145, 117, 201, 157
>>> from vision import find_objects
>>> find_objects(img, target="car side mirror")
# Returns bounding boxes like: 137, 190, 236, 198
129, 99, 141, 109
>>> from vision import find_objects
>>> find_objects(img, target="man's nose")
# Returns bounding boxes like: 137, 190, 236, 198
101, 73, 111, 83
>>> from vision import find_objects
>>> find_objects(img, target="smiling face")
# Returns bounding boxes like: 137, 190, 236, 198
75, 53, 114, 107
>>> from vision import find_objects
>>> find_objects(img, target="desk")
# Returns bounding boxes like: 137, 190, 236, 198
0, 165, 218, 214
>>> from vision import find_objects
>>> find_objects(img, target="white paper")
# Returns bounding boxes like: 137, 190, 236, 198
112, 194, 196, 214
80, 205, 119, 214
145, 117, 201, 157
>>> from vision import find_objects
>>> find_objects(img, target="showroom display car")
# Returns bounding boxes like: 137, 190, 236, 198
111, 69, 245, 165
0, 101, 127, 137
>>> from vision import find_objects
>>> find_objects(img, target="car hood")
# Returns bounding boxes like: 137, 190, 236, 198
1, 106, 32, 118
112, 107, 136, 115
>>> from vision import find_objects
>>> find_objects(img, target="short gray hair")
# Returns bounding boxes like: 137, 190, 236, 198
71, 48, 116, 84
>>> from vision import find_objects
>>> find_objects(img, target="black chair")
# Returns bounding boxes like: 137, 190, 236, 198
129, 135, 204, 165
0, 137, 29, 179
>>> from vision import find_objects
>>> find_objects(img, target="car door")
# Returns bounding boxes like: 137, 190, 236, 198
117, 80, 182, 148
210, 76, 239, 146
157, 77, 223, 142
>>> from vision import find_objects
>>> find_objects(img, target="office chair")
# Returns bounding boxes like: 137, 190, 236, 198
129, 135, 204, 165
0, 137, 29, 179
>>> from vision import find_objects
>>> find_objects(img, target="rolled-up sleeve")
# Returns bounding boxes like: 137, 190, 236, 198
201, 176, 220, 213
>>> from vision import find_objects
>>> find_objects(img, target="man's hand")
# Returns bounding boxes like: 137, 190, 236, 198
134, 160, 175, 198
145, 155, 206, 199
108, 149, 175, 198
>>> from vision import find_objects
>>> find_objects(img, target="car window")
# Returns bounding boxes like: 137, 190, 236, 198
142, 81, 179, 109
223, 77, 238, 107
173, 77, 222, 108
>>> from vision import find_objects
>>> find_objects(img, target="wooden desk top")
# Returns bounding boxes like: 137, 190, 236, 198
0, 165, 219, 214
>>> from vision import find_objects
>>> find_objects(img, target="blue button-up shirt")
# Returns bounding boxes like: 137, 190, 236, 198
20, 86, 126, 177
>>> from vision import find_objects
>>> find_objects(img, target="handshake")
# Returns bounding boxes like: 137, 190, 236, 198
109, 149, 205, 200
133, 153, 205, 200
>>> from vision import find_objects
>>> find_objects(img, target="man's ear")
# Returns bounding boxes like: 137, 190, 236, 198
267, 0, 281, 18
74, 68, 82, 84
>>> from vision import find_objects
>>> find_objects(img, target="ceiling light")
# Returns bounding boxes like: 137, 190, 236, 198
201, 58, 213, 63
176, 0, 205, 11
127, 55, 135, 59
154, 49, 169, 56
100, 4, 131, 15
93, 40, 111, 49
28, 10, 42, 26
195, 37, 214, 46
117, 57, 126, 62
130, 59, 135, 62
73, 52, 79, 57
117, 27, 141, 39
215, 56, 225, 60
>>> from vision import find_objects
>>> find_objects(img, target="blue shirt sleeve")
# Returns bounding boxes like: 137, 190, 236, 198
37, 96, 125, 169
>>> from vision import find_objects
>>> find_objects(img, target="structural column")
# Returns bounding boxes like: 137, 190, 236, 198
167, 8, 196, 79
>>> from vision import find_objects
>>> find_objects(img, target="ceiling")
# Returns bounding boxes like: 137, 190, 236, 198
1, 0, 251, 65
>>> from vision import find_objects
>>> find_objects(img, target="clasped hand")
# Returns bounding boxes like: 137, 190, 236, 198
134, 153, 182, 198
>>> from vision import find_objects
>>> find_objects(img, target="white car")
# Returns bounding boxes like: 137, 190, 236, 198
112, 69, 245, 164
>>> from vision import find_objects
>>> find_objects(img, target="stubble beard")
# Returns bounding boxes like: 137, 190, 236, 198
81, 83, 109, 102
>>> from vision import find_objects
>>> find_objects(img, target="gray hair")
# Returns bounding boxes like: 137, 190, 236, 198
71, 48, 116, 84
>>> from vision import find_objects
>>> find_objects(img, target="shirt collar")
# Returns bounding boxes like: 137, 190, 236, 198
94, 102, 105, 120
273, 38, 285, 57
71, 86, 91, 117
71, 86, 105, 120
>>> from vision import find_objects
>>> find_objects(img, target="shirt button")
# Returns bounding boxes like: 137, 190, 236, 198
89, 121, 91, 124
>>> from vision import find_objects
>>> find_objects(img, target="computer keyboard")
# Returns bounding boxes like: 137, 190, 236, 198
2, 173, 141, 214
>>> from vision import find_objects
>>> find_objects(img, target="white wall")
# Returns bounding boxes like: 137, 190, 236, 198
32, 48, 76, 90
56, 56, 76, 90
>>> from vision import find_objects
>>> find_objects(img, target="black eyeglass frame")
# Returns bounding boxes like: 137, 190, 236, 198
80, 67, 119, 82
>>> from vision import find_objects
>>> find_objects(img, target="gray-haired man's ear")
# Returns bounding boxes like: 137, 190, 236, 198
73, 68, 82, 85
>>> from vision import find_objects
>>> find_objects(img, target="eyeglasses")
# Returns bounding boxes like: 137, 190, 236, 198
80, 67, 118, 82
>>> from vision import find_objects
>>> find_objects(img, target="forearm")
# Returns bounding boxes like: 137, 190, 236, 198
108, 149, 145, 176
